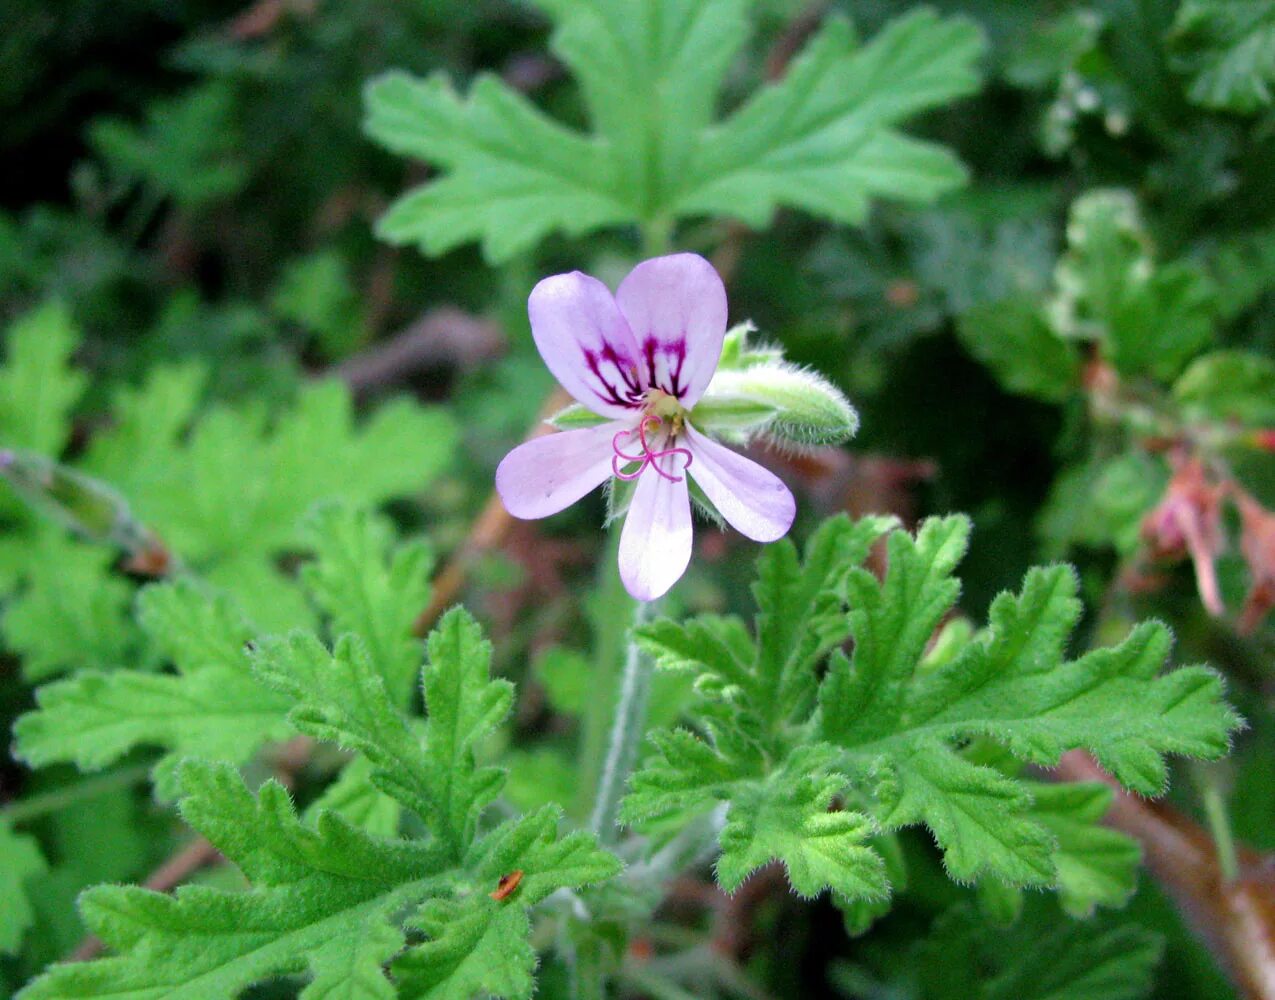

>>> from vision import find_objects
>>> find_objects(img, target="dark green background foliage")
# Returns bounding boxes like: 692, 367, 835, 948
1, 0, 1273, 998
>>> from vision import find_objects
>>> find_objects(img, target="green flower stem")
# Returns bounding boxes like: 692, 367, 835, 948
0, 762, 152, 825
571, 933, 607, 1000
1197, 769, 1239, 882
641, 215, 674, 258
589, 596, 654, 844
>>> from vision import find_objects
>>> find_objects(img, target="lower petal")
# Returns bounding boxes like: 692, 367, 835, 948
496, 421, 628, 519
684, 424, 795, 543
619, 464, 693, 601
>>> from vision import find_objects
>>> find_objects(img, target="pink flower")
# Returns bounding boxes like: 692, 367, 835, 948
496, 253, 795, 601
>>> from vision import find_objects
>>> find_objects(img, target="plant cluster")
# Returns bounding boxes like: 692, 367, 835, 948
2, 1, 1274, 999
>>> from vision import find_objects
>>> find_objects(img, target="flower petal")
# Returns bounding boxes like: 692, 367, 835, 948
496, 421, 629, 519
618, 458, 693, 601
685, 424, 794, 543
529, 272, 646, 418
616, 253, 727, 408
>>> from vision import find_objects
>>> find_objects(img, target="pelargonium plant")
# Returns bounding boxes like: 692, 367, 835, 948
496, 252, 857, 600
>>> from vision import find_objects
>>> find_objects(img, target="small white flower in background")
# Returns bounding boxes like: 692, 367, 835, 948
496, 253, 856, 601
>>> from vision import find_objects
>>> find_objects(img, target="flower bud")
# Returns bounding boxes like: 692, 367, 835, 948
0, 449, 170, 572
691, 362, 859, 447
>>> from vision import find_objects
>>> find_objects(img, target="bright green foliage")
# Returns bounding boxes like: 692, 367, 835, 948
624, 516, 901, 899
0, 820, 47, 955
19, 608, 618, 1000
100, 379, 452, 631
823, 518, 1236, 875
1173, 1, 1275, 113
0, 301, 85, 457
1028, 782, 1142, 917
716, 748, 888, 900
20, 759, 448, 1000
301, 504, 433, 708
365, 6, 985, 260
1173, 349, 1275, 426
257, 608, 511, 860
837, 902, 1162, 1000
0, 305, 455, 678
1049, 190, 1216, 382
396, 901, 534, 1000
14, 579, 291, 785
625, 516, 1239, 903
956, 295, 1080, 402
3, 530, 136, 680
13, 506, 430, 803
393, 808, 620, 997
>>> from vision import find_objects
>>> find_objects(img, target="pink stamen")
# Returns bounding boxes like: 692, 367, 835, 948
611, 415, 693, 483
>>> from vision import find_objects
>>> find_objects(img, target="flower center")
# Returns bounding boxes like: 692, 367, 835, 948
612, 412, 693, 483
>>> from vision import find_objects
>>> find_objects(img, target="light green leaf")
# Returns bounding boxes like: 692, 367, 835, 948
0, 300, 86, 456
14, 665, 291, 773
18, 761, 446, 1000
620, 728, 744, 824
14, 578, 289, 779
300, 505, 432, 707
1028, 782, 1140, 917
670, 12, 985, 227
366, 5, 985, 260
0, 820, 47, 955
878, 743, 1056, 884
1173, 1, 1275, 113
421, 608, 515, 856
630, 515, 1240, 902
2, 530, 135, 681
394, 901, 535, 1000
309, 756, 403, 839
1048, 190, 1215, 381
717, 752, 888, 900
102, 379, 454, 634
1174, 349, 1275, 426
254, 630, 439, 829
256, 608, 513, 860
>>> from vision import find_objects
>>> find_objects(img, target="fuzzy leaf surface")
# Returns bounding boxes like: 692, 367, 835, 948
627, 515, 1240, 902
365, 5, 984, 260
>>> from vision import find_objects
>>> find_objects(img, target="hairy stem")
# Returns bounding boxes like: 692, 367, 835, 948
1199, 768, 1240, 883
590, 598, 654, 844
571, 933, 607, 1000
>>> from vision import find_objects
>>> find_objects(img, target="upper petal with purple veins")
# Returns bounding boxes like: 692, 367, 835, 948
528, 271, 646, 418
616, 253, 727, 408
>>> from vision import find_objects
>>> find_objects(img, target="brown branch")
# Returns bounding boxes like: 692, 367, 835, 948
335, 307, 505, 399
1055, 751, 1275, 1000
